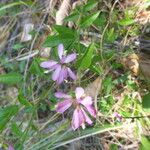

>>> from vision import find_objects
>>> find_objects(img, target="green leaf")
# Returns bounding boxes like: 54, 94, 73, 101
18, 94, 32, 107
140, 136, 150, 150
106, 28, 117, 43
90, 65, 102, 75
53, 25, 76, 37
78, 43, 95, 70
80, 11, 100, 28
0, 105, 19, 132
11, 122, 23, 137
27, 124, 124, 150
50, 124, 124, 149
83, 1, 98, 12
94, 13, 106, 27
142, 93, 150, 112
29, 58, 44, 76
43, 35, 74, 47
0, 72, 22, 85
64, 13, 79, 22
53, 25, 72, 34
44, 25, 77, 48
12, 43, 24, 50
0, 1, 27, 12
118, 18, 135, 26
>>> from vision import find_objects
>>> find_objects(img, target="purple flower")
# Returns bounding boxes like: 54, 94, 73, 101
113, 112, 122, 122
55, 87, 97, 130
8, 145, 15, 150
40, 44, 76, 84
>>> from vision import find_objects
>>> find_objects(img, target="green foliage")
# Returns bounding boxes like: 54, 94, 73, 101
142, 93, 150, 112
80, 12, 100, 28
118, 18, 135, 26
64, 13, 79, 22
94, 12, 106, 27
18, 94, 32, 107
29, 58, 44, 76
27, 124, 123, 150
0, 72, 22, 85
83, 0, 98, 12
12, 43, 24, 50
44, 25, 77, 48
0, 0, 148, 149
77, 43, 95, 70
106, 28, 117, 43
0, 1, 27, 12
140, 136, 150, 150
0, 105, 19, 132
11, 122, 23, 137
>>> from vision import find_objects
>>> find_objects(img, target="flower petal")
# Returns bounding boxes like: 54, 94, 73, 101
40, 60, 58, 69
56, 100, 72, 113
81, 108, 93, 125
58, 44, 64, 59
78, 108, 85, 125
85, 105, 96, 118
75, 87, 85, 99
72, 108, 80, 130
64, 53, 76, 63
72, 108, 84, 130
52, 65, 61, 81
67, 68, 76, 80
113, 112, 122, 122
79, 96, 93, 106
57, 67, 68, 84
8, 145, 15, 150
55, 92, 72, 99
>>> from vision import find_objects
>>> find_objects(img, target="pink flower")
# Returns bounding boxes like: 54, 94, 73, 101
113, 112, 122, 122
40, 44, 76, 84
55, 87, 97, 130
8, 145, 15, 150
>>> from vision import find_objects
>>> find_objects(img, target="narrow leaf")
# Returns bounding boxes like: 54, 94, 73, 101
0, 105, 19, 132
43, 35, 74, 47
80, 11, 100, 28
118, 18, 135, 26
83, 1, 98, 12
0, 1, 27, 12
0, 72, 22, 85
78, 43, 95, 70
53, 25, 76, 37
18, 94, 32, 107
142, 93, 150, 112
140, 136, 150, 150
64, 13, 79, 22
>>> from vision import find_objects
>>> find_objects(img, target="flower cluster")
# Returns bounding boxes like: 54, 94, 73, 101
40, 44, 97, 130
55, 87, 96, 130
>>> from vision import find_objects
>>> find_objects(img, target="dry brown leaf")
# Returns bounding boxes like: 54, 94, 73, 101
7, 87, 18, 100
136, 10, 150, 25
121, 0, 145, 7
139, 53, 150, 79
85, 77, 102, 111
121, 53, 139, 76
121, 53, 150, 79
21, 23, 34, 42
0, 26, 10, 51
72, 0, 84, 9
0, 67, 5, 74
56, 0, 71, 25
49, 0, 57, 12
39, 47, 51, 58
